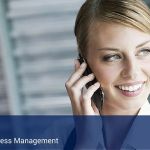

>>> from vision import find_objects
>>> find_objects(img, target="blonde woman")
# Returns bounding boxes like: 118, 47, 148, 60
65, 0, 150, 149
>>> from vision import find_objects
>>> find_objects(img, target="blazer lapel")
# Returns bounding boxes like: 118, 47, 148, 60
122, 101, 150, 149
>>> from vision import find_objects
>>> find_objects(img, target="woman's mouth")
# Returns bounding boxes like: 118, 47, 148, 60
115, 82, 145, 97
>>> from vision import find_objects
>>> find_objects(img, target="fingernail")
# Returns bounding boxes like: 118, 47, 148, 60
81, 62, 86, 67
89, 73, 94, 78
95, 82, 100, 86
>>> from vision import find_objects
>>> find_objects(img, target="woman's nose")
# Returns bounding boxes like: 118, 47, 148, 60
120, 58, 139, 80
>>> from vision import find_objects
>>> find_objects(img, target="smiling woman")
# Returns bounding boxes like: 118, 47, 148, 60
66, 0, 150, 116
86, 22, 150, 115
65, 0, 150, 149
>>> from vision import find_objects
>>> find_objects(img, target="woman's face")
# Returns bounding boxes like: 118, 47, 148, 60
87, 22, 150, 109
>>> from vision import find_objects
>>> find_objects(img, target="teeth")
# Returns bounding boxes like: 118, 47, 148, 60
118, 84, 142, 92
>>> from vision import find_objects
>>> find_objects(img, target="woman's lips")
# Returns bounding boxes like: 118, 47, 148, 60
115, 82, 145, 97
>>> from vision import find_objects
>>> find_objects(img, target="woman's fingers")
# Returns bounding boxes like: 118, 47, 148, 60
65, 61, 87, 114
65, 59, 101, 115
72, 73, 94, 92
69, 74, 95, 111
65, 62, 87, 88
81, 82, 100, 114
74, 59, 80, 71
84, 82, 100, 100
91, 100, 100, 115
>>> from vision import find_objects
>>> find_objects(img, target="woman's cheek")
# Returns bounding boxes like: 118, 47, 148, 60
94, 67, 118, 86
145, 66, 150, 77
142, 63, 150, 89
89, 59, 121, 86
141, 61, 150, 76
140, 63, 150, 84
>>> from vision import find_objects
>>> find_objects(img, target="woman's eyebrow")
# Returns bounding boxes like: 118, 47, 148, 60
96, 40, 150, 51
96, 48, 120, 51
136, 40, 150, 48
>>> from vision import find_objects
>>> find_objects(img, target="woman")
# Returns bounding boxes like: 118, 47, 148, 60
65, 0, 150, 149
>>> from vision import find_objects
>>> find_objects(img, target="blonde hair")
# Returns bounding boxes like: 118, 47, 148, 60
74, 0, 150, 58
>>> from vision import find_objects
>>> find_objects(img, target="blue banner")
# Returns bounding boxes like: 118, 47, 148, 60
0, 116, 150, 149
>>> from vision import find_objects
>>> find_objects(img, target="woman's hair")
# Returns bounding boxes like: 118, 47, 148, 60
74, 0, 150, 58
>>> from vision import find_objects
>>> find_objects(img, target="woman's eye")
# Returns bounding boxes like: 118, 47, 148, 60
103, 54, 121, 62
137, 48, 150, 57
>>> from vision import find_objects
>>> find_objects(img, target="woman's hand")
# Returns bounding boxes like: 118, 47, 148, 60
65, 59, 100, 115
65, 60, 102, 149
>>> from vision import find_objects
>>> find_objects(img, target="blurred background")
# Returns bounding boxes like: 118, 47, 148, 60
0, 0, 85, 115
0, 0, 149, 115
